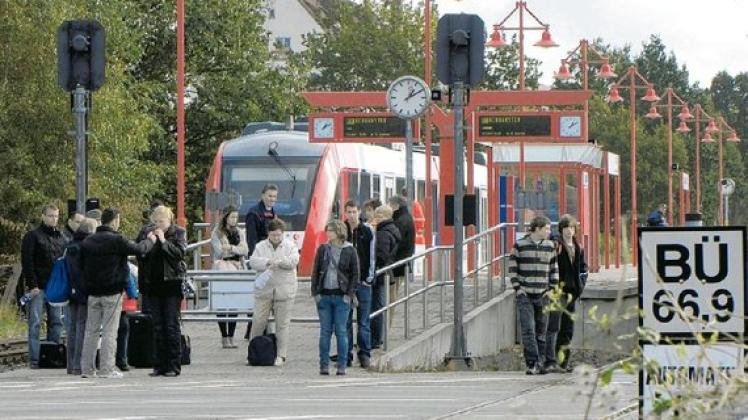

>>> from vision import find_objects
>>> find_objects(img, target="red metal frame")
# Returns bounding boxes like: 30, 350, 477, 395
176, 0, 186, 226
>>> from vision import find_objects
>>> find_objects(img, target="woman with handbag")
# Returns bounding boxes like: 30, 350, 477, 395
138, 205, 187, 377
248, 218, 299, 366
211, 205, 248, 348
311, 219, 359, 376
545, 214, 588, 373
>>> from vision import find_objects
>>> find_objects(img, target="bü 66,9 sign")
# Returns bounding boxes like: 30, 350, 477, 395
638, 227, 747, 338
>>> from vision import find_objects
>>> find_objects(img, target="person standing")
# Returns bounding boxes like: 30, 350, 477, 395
362, 198, 382, 226
138, 205, 187, 377
508, 216, 559, 375
545, 215, 587, 373
62, 211, 85, 243
21, 204, 67, 368
211, 205, 248, 349
387, 195, 415, 309
343, 200, 376, 368
248, 219, 299, 367
311, 220, 359, 376
245, 184, 278, 256
63, 217, 97, 375
80, 209, 155, 378
370, 205, 400, 349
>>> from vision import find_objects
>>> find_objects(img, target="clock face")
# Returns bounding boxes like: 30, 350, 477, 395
560, 116, 582, 138
387, 76, 430, 119
313, 117, 334, 139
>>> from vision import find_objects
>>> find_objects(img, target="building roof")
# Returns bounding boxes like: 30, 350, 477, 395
297, 0, 336, 25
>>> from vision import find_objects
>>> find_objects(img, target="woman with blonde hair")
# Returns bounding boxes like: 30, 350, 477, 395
311, 219, 359, 375
211, 205, 248, 348
138, 205, 187, 377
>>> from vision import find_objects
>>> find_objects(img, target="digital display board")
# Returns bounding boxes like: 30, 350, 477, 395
479, 115, 552, 138
343, 116, 406, 139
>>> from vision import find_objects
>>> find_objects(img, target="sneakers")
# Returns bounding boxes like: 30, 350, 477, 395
525, 363, 547, 375
100, 371, 124, 379
336, 368, 346, 376
67, 369, 82, 375
162, 371, 180, 377
116, 364, 130, 372
274, 357, 284, 367
221, 337, 230, 348
81, 371, 97, 378
359, 357, 371, 369
544, 362, 563, 374
228, 337, 238, 348
320, 367, 330, 376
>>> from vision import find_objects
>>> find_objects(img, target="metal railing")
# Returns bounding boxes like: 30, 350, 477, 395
369, 222, 520, 351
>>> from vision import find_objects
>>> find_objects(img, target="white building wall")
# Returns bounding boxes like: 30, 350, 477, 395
264, 0, 322, 52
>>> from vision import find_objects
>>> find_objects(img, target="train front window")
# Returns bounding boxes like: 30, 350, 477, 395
225, 162, 317, 231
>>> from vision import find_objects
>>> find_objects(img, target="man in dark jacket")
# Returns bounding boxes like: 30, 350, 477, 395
387, 195, 415, 315
370, 205, 401, 349
62, 211, 84, 243
343, 200, 376, 367
21, 204, 67, 368
245, 184, 278, 256
646, 204, 668, 227
79, 208, 155, 378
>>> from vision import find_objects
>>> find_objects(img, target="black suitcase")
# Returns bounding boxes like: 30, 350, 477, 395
180, 334, 191, 366
247, 333, 277, 366
127, 312, 153, 368
39, 342, 66, 368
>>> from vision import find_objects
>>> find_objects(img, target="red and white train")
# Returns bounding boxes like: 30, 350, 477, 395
205, 122, 488, 276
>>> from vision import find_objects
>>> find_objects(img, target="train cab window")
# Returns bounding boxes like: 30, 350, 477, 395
224, 160, 318, 232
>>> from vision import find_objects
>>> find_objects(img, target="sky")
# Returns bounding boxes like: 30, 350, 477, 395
437, 0, 748, 88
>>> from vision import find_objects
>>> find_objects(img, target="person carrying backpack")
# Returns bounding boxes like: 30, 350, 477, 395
63, 217, 98, 375
311, 219, 359, 376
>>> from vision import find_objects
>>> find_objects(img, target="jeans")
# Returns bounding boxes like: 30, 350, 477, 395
143, 294, 182, 374
317, 295, 350, 370
370, 281, 386, 348
517, 293, 549, 367
116, 311, 129, 367
347, 285, 372, 361
81, 294, 123, 376
27, 290, 63, 365
65, 302, 87, 371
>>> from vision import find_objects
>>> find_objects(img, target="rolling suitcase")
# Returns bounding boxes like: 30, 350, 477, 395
127, 312, 153, 368
39, 342, 66, 368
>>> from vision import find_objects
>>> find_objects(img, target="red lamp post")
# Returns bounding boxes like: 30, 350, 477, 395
606, 67, 659, 265
176, 0, 186, 227
643, 88, 693, 225
710, 117, 741, 224
486, 1, 559, 192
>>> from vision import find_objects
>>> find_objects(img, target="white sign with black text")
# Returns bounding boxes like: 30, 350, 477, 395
641, 343, 743, 415
639, 228, 747, 336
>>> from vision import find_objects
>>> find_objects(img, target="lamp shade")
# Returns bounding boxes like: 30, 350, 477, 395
533, 28, 558, 48
598, 60, 617, 79
642, 85, 660, 102
678, 105, 694, 121
645, 106, 662, 119
675, 121, 691, 133
486, 26, 507, 48
606, 86, 623, 103
705, 119, 719, 132
555, 61, 572, 80
726, 131, 741, 142
701, 132, 716, 143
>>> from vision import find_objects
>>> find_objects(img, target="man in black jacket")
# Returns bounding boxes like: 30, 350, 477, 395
387, 195, 415, 310
79, 208, 155, 378
245, 184, 278, 256
343, 200, 376, 367
62, 211, 84, 243
370, 205, 401, 349
21, 204, 67, 368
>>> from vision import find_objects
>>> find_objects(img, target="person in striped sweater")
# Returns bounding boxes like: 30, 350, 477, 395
508, 215, 559, 375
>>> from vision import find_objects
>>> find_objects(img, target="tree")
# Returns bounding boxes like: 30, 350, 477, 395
480, 34, 541, 90
0, 0, 162, 256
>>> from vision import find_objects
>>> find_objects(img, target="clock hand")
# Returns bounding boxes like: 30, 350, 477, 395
405, 88, 425, 101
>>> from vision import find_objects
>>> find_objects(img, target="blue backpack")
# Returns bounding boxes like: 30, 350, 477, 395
46, 254, 71, 306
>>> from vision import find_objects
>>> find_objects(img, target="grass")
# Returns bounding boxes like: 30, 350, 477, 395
0, 304, 26, 341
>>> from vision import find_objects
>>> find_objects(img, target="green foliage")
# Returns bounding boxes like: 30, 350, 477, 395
0, 304, 25, 340
480, 34, 541, 90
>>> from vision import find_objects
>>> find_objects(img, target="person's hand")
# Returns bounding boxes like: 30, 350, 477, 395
515, 289, 526, 297
147, 231, 157, 243
314, 295, 321, 304
31, 287, 40, 297
155, 229, 166, 242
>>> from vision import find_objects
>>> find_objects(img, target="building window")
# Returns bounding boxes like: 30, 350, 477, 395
274, 36, 291, 49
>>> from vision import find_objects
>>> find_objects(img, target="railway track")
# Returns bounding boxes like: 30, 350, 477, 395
0, 339, 27, 368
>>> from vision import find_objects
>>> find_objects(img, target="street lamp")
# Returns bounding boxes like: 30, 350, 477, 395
486, 1, 559, 90
555, 39, 617, 141
606, 66, 659, 264
485, 1, 559, 196
703, 117, 741, 225
643, 88, 693, 225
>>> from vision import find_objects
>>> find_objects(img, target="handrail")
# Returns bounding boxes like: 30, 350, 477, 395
186, 239, 211, 252
374, 244, 449, 277
370, 280, 454, 318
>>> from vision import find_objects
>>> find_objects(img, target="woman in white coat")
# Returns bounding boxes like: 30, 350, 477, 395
248, 218, 299, 366
211, 205, 248, 348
